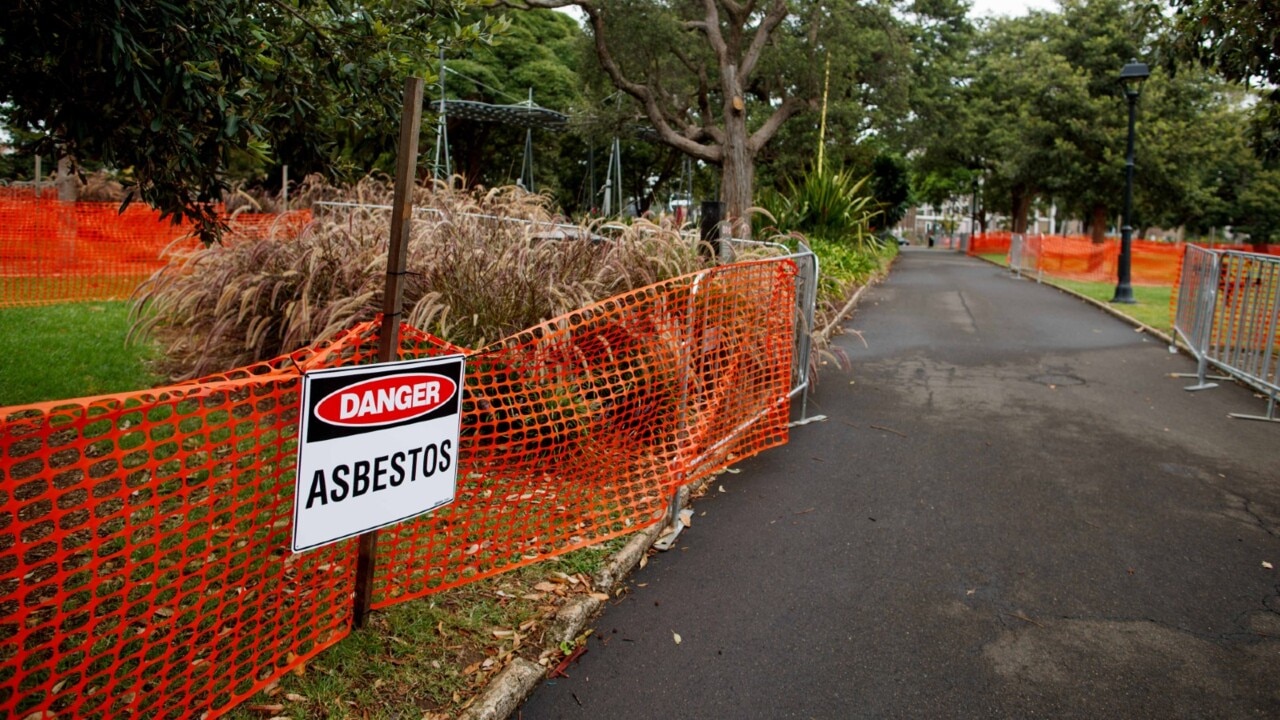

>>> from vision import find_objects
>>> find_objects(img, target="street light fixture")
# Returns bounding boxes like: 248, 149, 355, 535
1112, 59, 1150, 304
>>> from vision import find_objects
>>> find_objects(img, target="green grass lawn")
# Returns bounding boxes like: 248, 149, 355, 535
0, 301, 159, 407
973, 252, 1173, 334
1045, 279, 1173, 334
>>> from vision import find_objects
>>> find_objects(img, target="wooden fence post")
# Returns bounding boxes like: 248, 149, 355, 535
353, 75, 425, 629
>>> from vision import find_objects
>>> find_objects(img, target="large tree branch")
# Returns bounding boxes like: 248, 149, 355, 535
741, 0, 790, 80
578, 4, 720, 163
701, 0, 729, 67
747, 95, 811, 154
669, 45, 715, 137
494, 0, 579, 8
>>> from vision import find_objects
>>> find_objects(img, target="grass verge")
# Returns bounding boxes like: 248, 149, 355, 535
0, 301, 158, 406
223, 538, 630, 720
1043, 279, 1173, 335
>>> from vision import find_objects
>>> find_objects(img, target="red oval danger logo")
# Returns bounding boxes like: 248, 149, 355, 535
315, 373, 457, 427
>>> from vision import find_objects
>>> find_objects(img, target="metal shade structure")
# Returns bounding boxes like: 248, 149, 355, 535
429, 59, 660, 210
440, 99, 571, 131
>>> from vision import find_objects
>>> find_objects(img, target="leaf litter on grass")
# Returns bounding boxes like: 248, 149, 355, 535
222, 537, 628, 720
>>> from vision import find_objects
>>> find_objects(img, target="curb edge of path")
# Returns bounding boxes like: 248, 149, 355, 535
456, 524, 663, 720
460, 266, 891, 720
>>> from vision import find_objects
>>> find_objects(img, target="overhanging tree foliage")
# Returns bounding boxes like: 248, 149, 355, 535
0, 0, 498, 241
501, 0, 885, 233
1167, 0, 1280, 160
441, 9, 586, 205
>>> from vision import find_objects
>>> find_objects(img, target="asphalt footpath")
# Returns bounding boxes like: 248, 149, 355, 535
516, 248, 1280, 719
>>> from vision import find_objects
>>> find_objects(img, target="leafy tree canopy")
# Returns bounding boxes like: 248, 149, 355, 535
0, 0, 499, 241
1165, 0, 1280, 159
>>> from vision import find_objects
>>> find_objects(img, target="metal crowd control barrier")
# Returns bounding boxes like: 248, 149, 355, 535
1172, 245, 1223, 391
726, 238, 819, 419
1173, 246, 1280, 422
1007, 232, 1042, 282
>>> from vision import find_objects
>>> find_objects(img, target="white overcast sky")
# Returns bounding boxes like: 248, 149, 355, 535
968, 0, 1059, 18
557, 2, 1059, 23
554, 2, 1062, 22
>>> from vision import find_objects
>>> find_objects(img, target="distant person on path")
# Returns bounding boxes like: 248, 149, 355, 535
927, 233, 935, 248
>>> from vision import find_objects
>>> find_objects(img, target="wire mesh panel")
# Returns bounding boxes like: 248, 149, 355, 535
1209, 251, 1280, 396
1173, 245, 1221, 357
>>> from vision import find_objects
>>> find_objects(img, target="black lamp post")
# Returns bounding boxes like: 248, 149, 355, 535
1112, 59, 1150, 304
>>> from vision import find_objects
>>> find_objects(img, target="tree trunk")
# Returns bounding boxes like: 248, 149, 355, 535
1089, 204, 1107, 244
720, 155, 753, 238
1085, 203, 1109, 274
55, 154, 78, 269
720, 61, 753, 239
56, 155, 77, 202
1010, 185, 1033, 234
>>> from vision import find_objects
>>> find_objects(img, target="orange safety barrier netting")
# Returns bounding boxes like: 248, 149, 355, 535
0, 257, 797, 719
0, 192, 311, 308
967, 232, 1013, 256
371, 259, 795, 606
969, 233, 1280, 287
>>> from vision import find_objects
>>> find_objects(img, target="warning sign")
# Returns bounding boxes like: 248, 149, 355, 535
292, 355, 465, 552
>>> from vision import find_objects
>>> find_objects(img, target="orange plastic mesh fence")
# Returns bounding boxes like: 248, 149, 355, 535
1171, 246, 1187, 333
0, 369, 351, 718
372, 258, 796, 606
967, 232, 1012, 256
0, 191, 311, 308
967, 233, 1273, 287
0, 257, 796, 718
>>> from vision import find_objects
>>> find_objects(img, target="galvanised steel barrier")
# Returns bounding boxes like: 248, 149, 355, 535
1173, 245, 1223, 392
725, 238, 819, 419
1007, 233, 1043, 282
1173, 246, 1280, 422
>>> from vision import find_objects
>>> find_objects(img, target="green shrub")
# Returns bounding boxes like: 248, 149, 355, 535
756, 166, 880, 249
808, 236, 896, 300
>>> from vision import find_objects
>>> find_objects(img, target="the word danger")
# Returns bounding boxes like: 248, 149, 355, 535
315, 373, 457, 427
304, 441, 453, 509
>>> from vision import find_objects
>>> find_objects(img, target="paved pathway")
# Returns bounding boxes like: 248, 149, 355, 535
517, 249, 1280, 718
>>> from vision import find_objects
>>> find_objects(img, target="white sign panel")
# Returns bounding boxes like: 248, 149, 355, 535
292, 355, 465, 552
